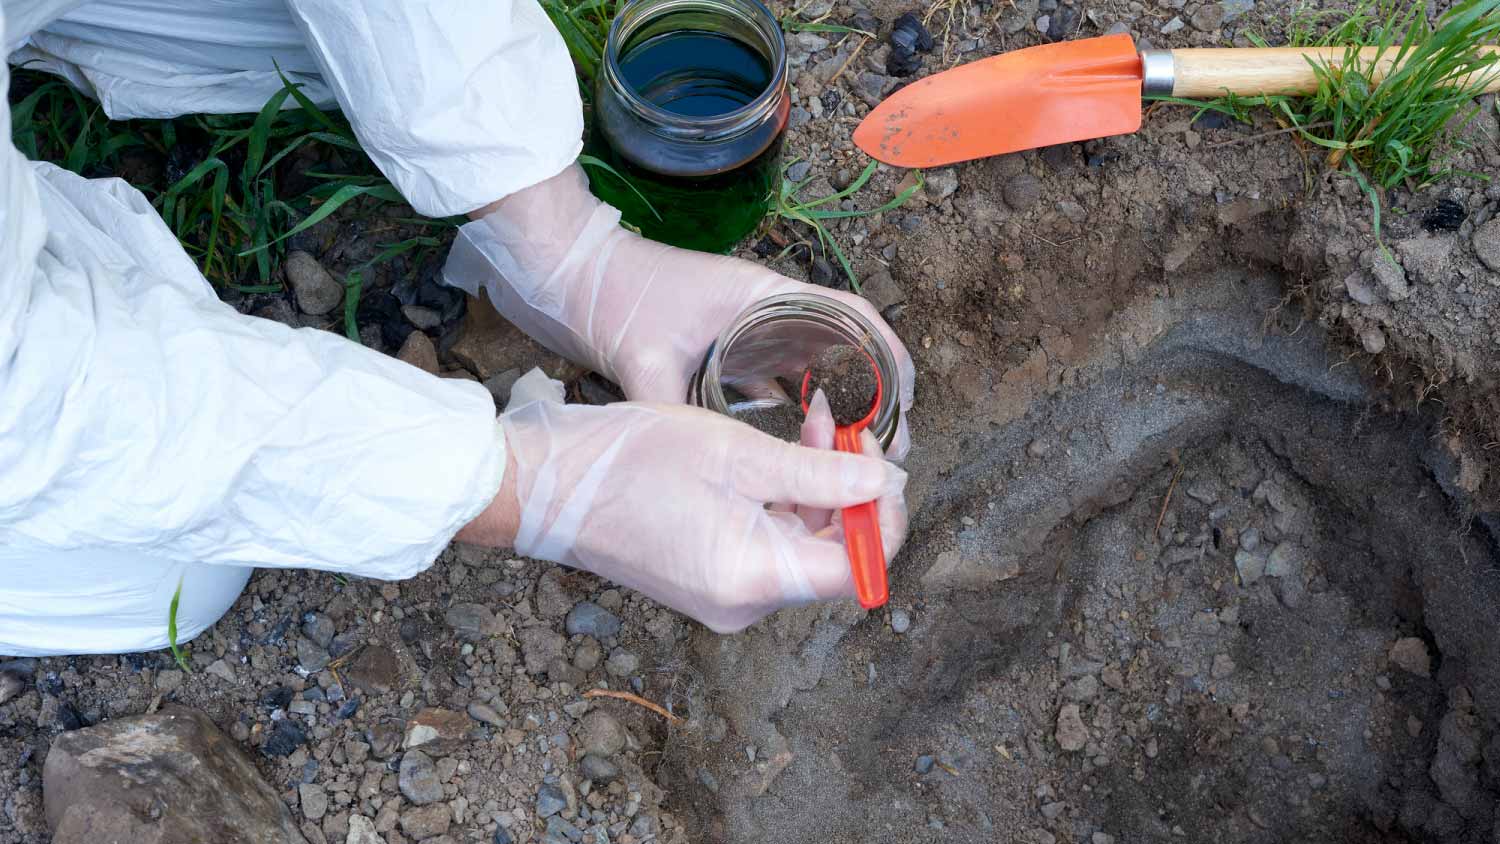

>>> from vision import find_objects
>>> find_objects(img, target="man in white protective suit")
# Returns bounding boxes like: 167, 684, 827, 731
0, 0, 915, 657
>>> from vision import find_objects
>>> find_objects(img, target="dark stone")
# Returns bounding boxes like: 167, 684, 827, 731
260, 686, 295, 710
914, 754, 935, 774
580, 755, 620, 784
811, 256, 839, 287
494, 826, 514, 844
44, 705, 307, 844
886, 12, 934, 76
336, 699, 361, 720
1046, 4, 1080, 40
536, 782, 568, 818
849, 7, 879, 33
565, 602, 623, 640
56, 701, 86, 731
261, 720, 307, 758
1191, 110, 1235, 131
356, 291, 417, 351
301, 613, 335, 649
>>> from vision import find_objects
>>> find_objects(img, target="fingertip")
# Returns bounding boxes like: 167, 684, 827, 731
802, 389, 834, 449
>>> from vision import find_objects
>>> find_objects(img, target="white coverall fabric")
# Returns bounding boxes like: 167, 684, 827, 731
7, 0, 584, 217
0, 0, 583, 655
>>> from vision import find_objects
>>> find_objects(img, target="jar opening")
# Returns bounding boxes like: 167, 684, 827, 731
603, 0, 787, 139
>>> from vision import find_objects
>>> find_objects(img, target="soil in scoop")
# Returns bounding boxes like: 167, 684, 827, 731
805, 345, 878, 427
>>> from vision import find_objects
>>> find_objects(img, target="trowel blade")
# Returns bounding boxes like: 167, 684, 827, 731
852, 34, 1145, 168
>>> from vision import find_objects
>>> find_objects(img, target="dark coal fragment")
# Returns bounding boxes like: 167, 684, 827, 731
261, 719, 307, 757
337, 698, 361, 720
260, 686, 295, 710
55, 701, 86, 731
1423, 199, 1465, 232
356, 290, 417, 350
891, 12, 935, 51
1046, 4, 1080, 41
1191, 110, 1235, 131
886, 13, 934, 76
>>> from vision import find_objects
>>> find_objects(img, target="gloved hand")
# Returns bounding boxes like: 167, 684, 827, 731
476, 396, 907, 633
443, 162, 916, 460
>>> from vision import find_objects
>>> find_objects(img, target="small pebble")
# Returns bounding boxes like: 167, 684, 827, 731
914, 755, 935, 774
891, 609, 912, 634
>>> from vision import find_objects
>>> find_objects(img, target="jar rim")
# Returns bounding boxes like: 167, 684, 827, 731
602, 0, 788, 140
699, 292, 902, 451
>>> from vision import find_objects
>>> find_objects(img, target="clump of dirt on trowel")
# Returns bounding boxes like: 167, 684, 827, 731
804, 345, 878, 427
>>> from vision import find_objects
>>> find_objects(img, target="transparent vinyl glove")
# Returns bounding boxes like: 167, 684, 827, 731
496, 395, 907, 632
444, 163, 915, 459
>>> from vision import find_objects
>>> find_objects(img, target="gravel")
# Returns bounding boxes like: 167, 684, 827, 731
399, 750, 444, 805
519, 627, 568, 675
579, 710, 627, 757
301, 612, 335, 648
467, 701, 506, 728
536, 782, 568, 818
890, 608, 912, 634
261, 720, 306, 758
295, 637, 329, 673
580, 754, 620, 784
605, 649, 639, 678
565, 602, 622, 640
1055, 704, 1088, 752
298, 783, 328, 821
446, 602, 499, 640
914, 754, 934, 774
400, 803, 452, 840
284, 250, 343, 316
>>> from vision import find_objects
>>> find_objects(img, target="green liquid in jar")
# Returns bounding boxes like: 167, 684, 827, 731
587, 28, 785, 254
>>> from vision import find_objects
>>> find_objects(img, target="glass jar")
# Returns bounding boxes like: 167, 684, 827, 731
689, 293, 903, 451
586, 0, 789, 254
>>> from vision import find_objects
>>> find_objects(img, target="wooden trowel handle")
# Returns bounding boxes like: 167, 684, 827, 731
1151, 45, 1500, 98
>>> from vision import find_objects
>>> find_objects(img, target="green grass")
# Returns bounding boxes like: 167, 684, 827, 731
770, 160, 924, 293
9, 66, 452, 335
1148, 0, 1500, 245
167, 575, 191, 673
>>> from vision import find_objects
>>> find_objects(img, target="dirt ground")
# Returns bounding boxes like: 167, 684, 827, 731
6, 0, 1500, 842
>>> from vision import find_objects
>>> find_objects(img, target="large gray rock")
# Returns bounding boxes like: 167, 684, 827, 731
43, 705, 308, 844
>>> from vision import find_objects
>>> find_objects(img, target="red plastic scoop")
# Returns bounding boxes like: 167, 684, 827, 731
800, 351, 888, 610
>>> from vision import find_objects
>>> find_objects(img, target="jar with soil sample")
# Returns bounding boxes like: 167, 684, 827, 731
689, 293, 902, 450
586, 0, 788, 254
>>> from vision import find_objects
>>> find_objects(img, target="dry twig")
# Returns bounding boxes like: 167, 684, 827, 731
583, 689, 684, 725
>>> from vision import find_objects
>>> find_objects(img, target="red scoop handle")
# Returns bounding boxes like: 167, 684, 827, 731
834, 424, 888, 609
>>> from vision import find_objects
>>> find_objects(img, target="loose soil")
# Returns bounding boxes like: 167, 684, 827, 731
804, 345, 879, 426
736, 403, 805, 442
6, 1, 1500, 844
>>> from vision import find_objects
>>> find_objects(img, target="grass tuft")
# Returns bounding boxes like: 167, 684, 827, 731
9, 66, 452, 336
1148, 0, 1500, 245
769, 160, 924, 293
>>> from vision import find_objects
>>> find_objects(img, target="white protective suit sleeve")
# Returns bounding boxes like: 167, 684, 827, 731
10, 0, 583, 216
0, 5, 507, 655
284, 0, 585, 217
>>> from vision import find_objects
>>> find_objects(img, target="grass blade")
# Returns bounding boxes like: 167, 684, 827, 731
168, 575, 191, 672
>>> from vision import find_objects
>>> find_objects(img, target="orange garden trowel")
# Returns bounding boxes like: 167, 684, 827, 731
853, 33, 1500, 168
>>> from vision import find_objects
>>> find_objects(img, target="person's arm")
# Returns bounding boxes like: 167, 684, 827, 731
0, 10, 505, 579
283, 0, 585, 218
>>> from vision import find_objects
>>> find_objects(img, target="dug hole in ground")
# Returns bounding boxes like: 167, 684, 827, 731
7, 0, 1500, 841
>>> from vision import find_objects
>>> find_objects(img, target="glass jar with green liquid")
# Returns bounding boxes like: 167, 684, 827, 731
587, 0, 788, 254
